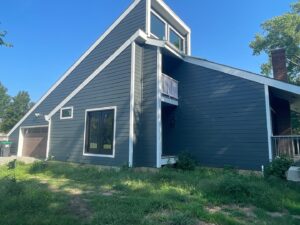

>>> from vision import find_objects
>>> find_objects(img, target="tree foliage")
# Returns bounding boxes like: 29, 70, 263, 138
0, 91, 33, 133
250, 0, 300, 82
0, 25, 12, 47
0, 82, 10, 121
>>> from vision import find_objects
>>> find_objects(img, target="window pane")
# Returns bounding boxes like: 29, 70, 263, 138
169, 29, 183, 51
61, 108, 72, 118
85, 109, 114, 156
151, 13, 165, 40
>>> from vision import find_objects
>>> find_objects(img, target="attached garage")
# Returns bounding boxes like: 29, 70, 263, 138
19, 126, 48, 158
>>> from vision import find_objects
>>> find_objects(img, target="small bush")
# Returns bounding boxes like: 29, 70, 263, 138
264, 156, 293, 179
29, 161, 48, 173
216, 176, 252, 201
176, 152, 196, 171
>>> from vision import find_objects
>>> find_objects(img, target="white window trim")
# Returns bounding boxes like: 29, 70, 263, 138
17, 125, 49, 157
150, 10, 168, 40
60, 106, 73, 120
82, 106, 117, 158
168, 26, 185, 52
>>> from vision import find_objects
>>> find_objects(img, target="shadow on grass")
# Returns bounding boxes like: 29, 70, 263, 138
18, 161, 300, 225
0, 175, 91, 225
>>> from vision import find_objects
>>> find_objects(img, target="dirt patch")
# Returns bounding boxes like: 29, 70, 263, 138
226, 205, 256, 218
205, 204, 256, 218
267, 211, 300, 220
197, 221, 216, 225
205, 205, 222, 214
68, 196, 93, 220
0, 156, 39, 165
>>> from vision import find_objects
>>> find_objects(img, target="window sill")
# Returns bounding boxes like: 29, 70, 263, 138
83, 153, 115, 158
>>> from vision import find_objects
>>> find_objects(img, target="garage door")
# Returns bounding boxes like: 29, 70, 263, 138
22, 127, 48, 158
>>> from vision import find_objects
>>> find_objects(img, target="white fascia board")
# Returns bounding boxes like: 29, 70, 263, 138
184, 57, 300, 95
145, 39, 183, 59
7, 0, 142, 137
47, 30, 147, 119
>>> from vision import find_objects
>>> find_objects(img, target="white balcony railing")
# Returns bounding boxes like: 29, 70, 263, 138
161, 73, 178, 99
272, 135, 300, 160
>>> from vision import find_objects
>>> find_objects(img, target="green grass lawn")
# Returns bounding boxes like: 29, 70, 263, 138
0, 160, 300, 225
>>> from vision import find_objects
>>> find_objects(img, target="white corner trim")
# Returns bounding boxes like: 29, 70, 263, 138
17, 125, 49, 157
129, 42, 136, 167
46, 119, 52, 159
7, 0, 142, 137
264, 85, 273, 162
187, 32, 191, 56
146, 0, 151, 36
82, 106, 117, 158
47, 30, 147, 119
184, 57, 300, 95
156, 47, 162, 168
60, 106, 74, 120
17, 128, 24, 157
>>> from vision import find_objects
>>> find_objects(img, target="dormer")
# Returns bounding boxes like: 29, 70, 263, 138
146, 0, 191, 55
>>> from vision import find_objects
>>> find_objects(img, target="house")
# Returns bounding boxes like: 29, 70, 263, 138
7, 0, 300, 170
0, 133, 7, 142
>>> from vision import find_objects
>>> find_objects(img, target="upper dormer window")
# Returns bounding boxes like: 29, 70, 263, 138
151, 12, 166, 40
150, 10, 185, 53
169, 28, 184, 52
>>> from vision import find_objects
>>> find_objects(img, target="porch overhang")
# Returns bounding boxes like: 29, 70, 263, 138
269, 86, 300, 113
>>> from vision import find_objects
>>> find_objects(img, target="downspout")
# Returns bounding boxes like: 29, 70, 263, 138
44, 115, 51, 160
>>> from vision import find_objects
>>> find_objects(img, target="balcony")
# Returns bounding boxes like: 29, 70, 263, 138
161, 73, 178, 105
272, 135, 300, 161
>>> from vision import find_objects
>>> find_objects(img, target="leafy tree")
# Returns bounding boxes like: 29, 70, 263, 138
0, 82, 10, 122
0, 28, 12, 47
250, 0, 300, 82
0, 91, 32, 133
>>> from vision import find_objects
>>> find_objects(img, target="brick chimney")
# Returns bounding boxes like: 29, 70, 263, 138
271, 48, 288, 82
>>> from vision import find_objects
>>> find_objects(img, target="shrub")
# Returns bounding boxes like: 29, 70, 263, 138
264, 156, 293, 180
176, 152, 196, 171
216, 176, 252, 201
29, 161, 48, 173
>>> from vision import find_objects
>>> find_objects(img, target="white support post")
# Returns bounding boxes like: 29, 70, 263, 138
146, 0, 151, 36
46, 119, 52, 160
264, 85, 273, 162
156, 47, 162, 168
129, 42, 136, 167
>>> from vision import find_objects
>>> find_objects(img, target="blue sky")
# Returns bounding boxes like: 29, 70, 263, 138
0, 0, 292, 102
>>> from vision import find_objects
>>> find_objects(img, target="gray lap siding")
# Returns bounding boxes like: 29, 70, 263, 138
49, 47, 131, 166
163, 58, 269, 170
133, 45, 158, 167
8, 0, 146, 154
